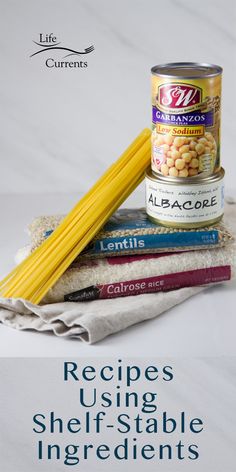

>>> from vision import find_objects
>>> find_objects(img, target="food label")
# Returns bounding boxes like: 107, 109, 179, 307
146, 175, 224, 224
43, 207, 220, 257
95, 266, 231, 299
66, 265, 231, 301
151, 74, 221, 178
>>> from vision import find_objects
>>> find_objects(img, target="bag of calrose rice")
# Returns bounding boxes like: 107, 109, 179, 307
42, 247, 235, 303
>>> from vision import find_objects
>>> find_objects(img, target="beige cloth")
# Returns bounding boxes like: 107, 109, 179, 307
0, 287, 204, 343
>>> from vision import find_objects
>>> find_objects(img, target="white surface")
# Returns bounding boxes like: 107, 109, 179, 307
0, 0, 235, 356
1, 5, 235, 471
0, 193, 235, 357
0, 0, 236, 193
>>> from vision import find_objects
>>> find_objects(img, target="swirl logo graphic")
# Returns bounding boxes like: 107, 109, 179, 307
30, 33, 95, 69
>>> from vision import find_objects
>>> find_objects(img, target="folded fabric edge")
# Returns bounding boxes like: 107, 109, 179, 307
0, 286, 206, 344
82, 286, 206, 344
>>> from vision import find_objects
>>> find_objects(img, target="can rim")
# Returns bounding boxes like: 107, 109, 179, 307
151, 62, 223, 79
146, 167, 225, 185
147, 214, 223, 229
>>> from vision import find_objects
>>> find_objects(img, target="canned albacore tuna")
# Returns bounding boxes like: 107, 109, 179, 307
146, 167, 225, 229
151, 63, 222, 179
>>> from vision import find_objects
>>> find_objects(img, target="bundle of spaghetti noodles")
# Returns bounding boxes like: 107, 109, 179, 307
0, 128, 151, 304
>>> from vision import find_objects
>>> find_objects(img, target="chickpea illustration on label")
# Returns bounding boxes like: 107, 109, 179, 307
151, 63, 222, 178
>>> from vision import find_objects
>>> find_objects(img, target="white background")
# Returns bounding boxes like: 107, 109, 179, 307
0, 0, 235, 194
0, 3, 236, 471
0, 0, 235, 356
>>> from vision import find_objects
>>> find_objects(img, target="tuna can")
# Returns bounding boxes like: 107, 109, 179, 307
146, 167, 225, 229
151, 62, 222, 179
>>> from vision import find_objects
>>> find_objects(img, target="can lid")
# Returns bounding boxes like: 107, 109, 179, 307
146, 167, 225, 185
151, 62, 223, 79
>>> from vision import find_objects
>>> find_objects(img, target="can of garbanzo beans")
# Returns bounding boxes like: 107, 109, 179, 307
151, 63, 222, 178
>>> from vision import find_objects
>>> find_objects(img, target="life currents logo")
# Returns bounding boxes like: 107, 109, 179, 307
30, 33, 95, 69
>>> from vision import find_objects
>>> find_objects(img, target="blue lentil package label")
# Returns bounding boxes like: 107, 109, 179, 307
42, 208, 220, 257
81, 208, 219, 255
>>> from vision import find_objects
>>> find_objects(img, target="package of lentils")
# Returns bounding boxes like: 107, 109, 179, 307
146, 62, 224, 229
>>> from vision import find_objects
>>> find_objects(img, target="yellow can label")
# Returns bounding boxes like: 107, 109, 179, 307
151, 74, 221, 178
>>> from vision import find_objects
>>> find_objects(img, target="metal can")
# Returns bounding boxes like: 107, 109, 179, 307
146, 167, 225, 229
151, 62, 222, 179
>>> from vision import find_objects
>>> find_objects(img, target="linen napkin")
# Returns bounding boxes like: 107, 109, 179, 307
0, 287, 204, 343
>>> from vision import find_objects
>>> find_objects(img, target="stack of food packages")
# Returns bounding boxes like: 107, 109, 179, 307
16, 63, 235, 304
15, 205, 233, 304
15, 63, 234, 302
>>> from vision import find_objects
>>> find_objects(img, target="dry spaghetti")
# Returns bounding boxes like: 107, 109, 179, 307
0, 128, 151, 303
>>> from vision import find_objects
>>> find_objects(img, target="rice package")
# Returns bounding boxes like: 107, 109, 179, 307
40, 246, 235, 303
